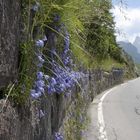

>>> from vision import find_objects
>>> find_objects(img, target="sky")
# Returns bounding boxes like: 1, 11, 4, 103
112, 0, 140, 43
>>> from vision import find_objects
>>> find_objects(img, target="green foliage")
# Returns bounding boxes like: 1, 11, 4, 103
85, 0, 125, 63
22, 0, 125, 68
10, 0, 91, 103
63, 92, 89, 140
11, 42, 36, 104
109, 45, 124, 63
10, 0, 129, 104
135, 64, 140, 75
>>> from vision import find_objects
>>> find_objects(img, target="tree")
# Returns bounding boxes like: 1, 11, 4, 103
85, 0, 124, 62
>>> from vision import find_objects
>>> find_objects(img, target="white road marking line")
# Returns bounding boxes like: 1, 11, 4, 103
97, 78, 139, 139
98, 88, 116, 140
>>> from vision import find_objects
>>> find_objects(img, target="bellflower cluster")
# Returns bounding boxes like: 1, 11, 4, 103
46, 61, 82, 95
55, 132, 64, 140
30, 71, 45, 99
30, 36, 47, 99
44, 18, 83, 95
62, 25, 71, 66
30, 11, 83, 98
30, 3, 49, 100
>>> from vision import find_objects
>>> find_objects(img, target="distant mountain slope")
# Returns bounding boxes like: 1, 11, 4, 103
133, 36, 140, 53
118, 41, 140, 64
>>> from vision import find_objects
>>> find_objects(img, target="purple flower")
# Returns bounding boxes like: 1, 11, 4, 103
65, 82, 71, 88
55, 132, 63, 140
60, 83, 65, 90
30, 90, 42, 99
37, 87, 45, 93
35, 40, 44, 48
61, 26, 70, 66
47, 85, 56, 94
36, 80, 45, 88
29, 22, 83, 97
38, 56, 45, 63
30, 89, 36, 95
64, 57, 70, 65
50, 77, 57, 85
37, 72, 44, 79
64, 34, 70, 50
44, 75, 50, 80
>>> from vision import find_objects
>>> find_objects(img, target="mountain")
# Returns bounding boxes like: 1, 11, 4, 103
118, 41, 140, 64
133, 36, 140, 53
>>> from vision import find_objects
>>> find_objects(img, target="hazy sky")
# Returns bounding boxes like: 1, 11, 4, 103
112, 0, 140, 42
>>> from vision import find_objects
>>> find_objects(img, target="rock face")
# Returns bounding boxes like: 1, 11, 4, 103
0, 69, 124, 140
0, 0, 20, 88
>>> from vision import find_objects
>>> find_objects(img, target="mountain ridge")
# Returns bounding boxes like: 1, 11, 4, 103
118, 41, 140, 64
133, 36, 140, 53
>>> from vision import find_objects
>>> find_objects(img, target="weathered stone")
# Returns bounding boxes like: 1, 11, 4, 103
0, 69, 124, 140
0, 0, 20, 88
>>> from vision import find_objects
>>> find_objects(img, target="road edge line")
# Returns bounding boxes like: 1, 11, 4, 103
97, 88, 116, 140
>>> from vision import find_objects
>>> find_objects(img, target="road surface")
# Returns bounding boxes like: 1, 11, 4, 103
84, 78, 140, 140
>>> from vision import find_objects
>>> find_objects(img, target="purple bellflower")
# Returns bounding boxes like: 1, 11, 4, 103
30, 89, 42, 99
38, 56, 45, 63
55, 132, 64, 140
35, 40, 44, 48
36, 80, 45, 88
37, 72, 44, 79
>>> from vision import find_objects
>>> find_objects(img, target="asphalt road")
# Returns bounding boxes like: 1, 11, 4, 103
84, 78, 140, 140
